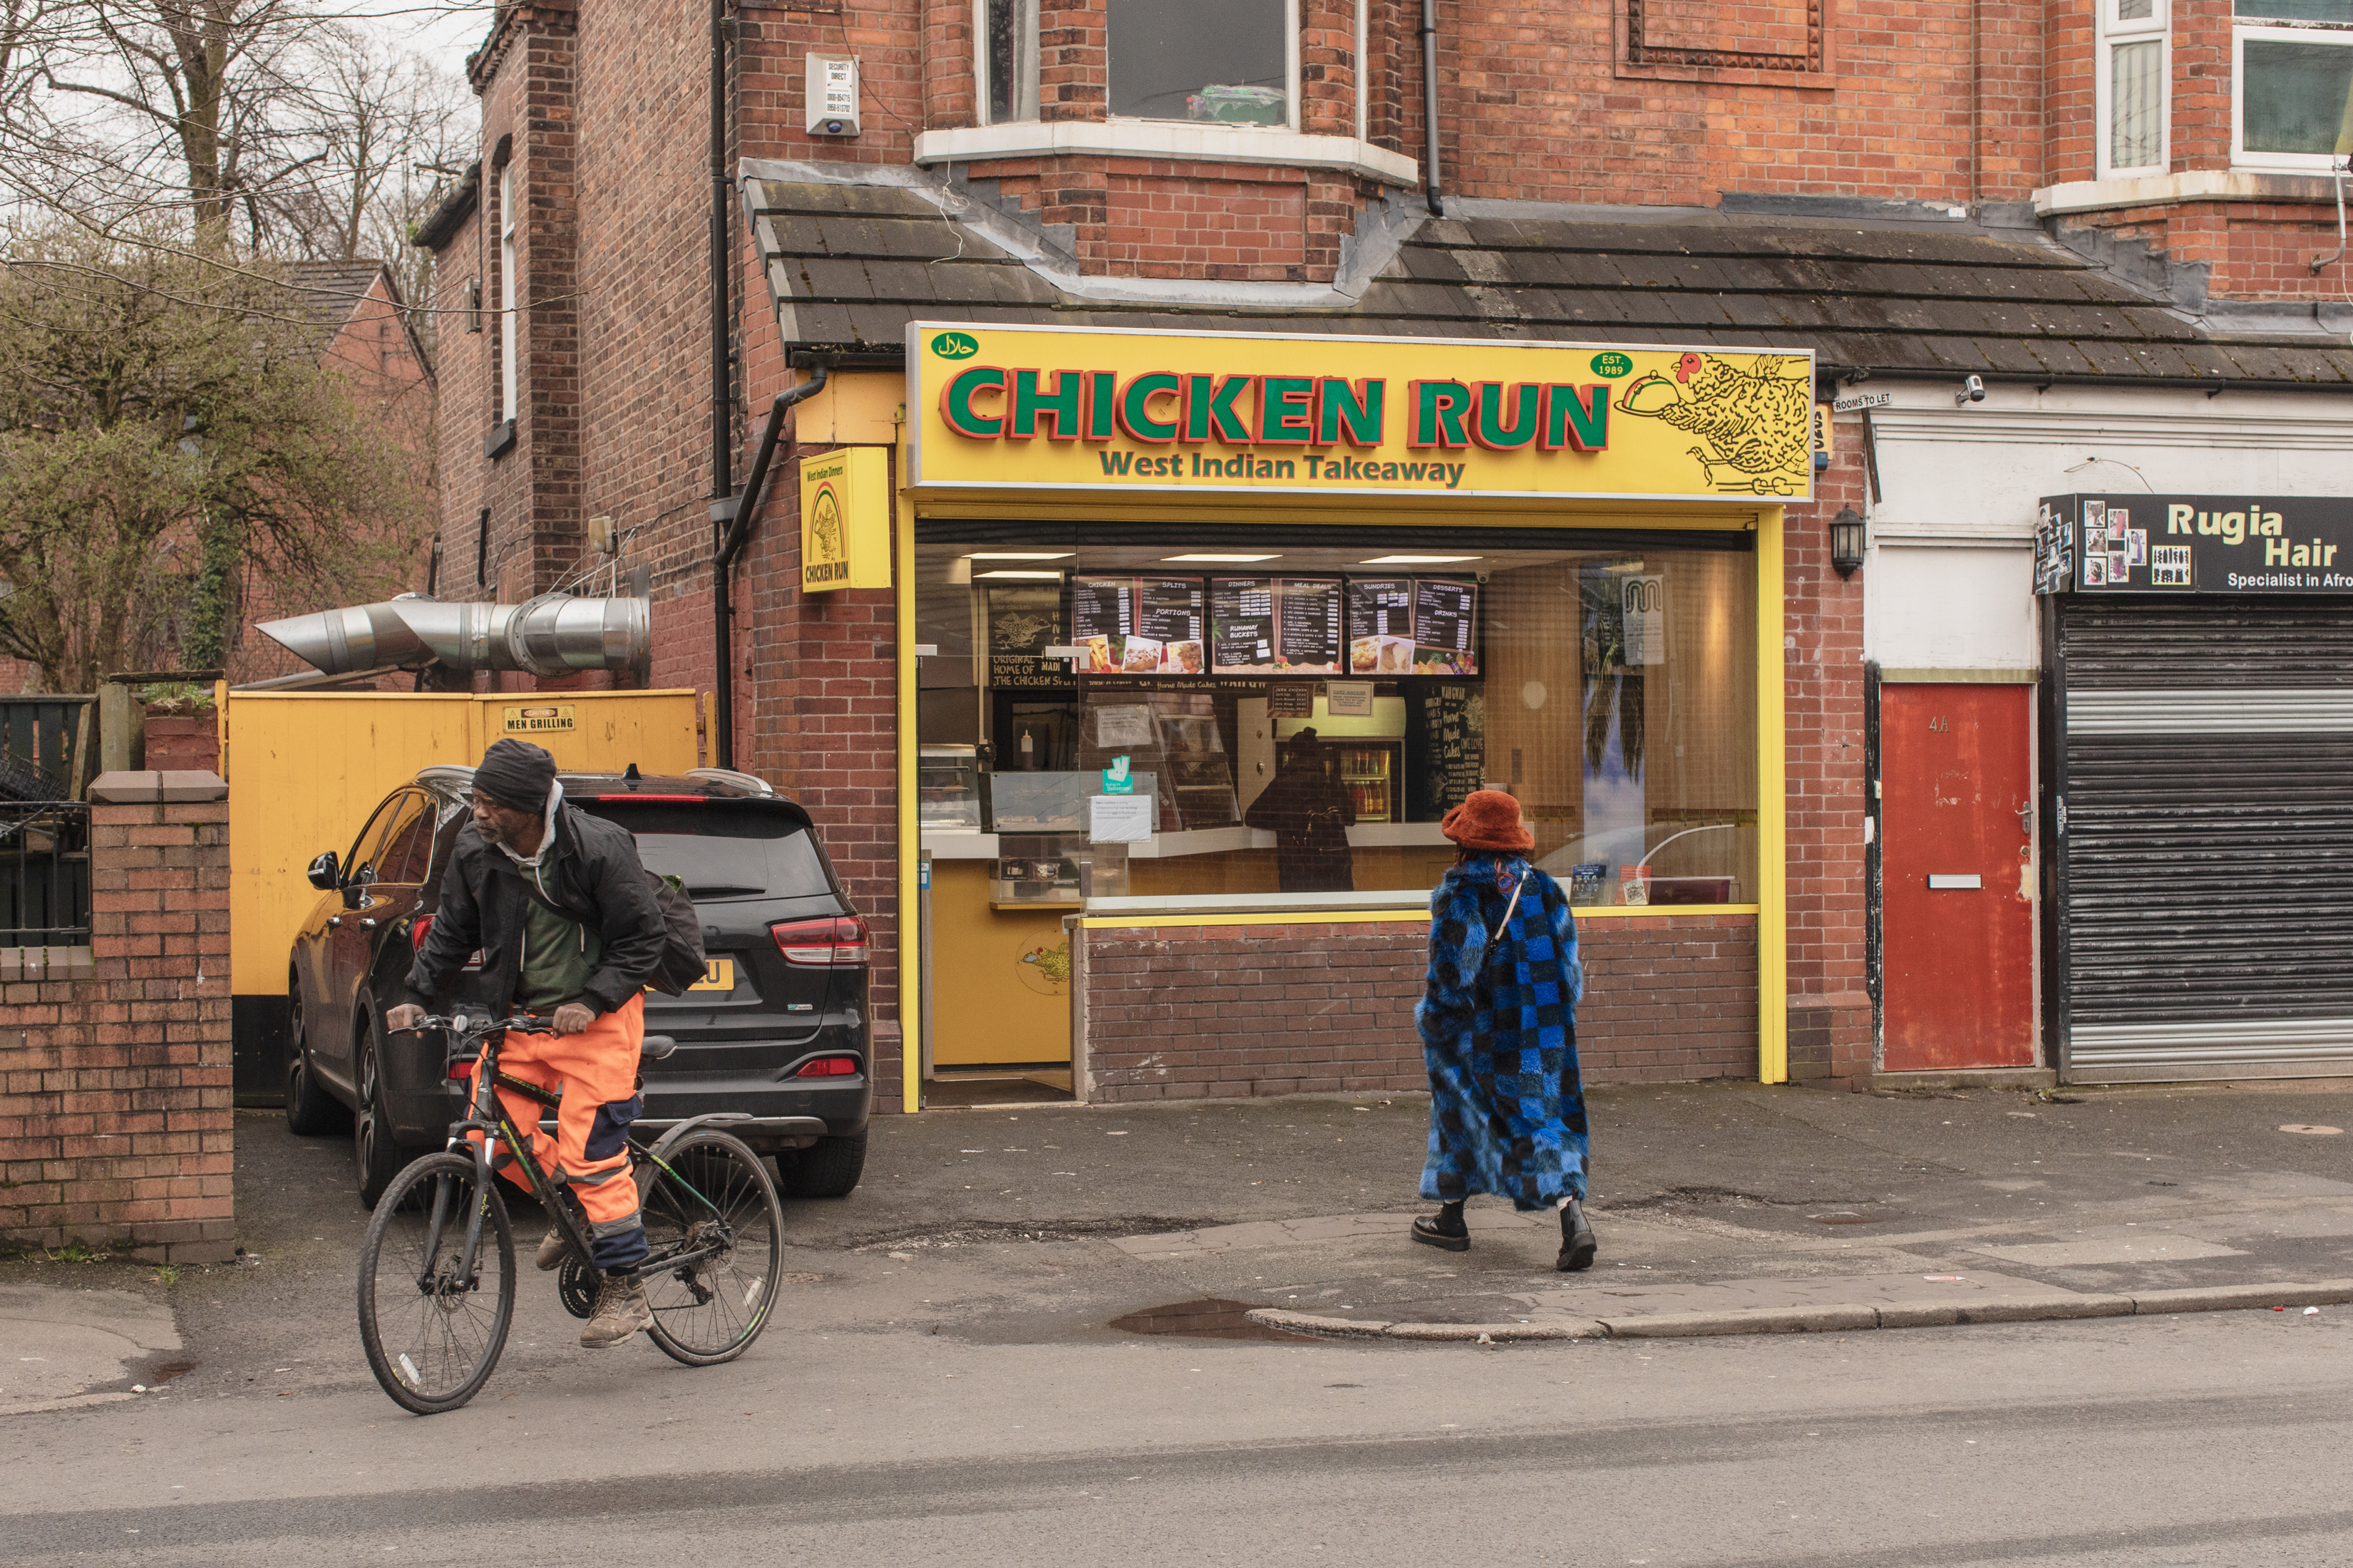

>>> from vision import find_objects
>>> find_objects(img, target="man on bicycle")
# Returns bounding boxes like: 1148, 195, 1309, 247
386, 737, 668, 1348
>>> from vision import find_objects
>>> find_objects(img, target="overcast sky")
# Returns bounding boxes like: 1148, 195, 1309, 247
359, 1, 496, 72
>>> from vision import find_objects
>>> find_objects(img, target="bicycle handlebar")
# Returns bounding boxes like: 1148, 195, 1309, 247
393, 1013, 553, 1040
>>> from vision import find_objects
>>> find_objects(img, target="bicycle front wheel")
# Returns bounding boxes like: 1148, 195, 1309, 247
637, 1128, 785, 1366
357, 1151, 515, 1414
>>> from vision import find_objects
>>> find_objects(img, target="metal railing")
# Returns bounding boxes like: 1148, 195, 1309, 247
1, 802, 93, 947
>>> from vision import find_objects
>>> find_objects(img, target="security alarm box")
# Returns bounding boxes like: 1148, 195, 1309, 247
805, 53, 860, 136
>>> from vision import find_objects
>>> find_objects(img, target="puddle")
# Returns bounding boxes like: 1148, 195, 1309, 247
148, 1361, 198, 1383
1108, 1298, 1312, 1342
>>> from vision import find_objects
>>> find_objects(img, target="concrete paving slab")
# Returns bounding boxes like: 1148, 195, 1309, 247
0, 1283, 180, 1415
1967, 1232, 2248, 1267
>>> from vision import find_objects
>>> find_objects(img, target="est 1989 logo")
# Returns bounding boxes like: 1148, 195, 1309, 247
1589, 352, 1633, 378
930, 331, 979, 360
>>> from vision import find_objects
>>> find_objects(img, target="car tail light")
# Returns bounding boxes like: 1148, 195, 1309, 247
793, 1056, 860, 1078
771, 915, 870, 966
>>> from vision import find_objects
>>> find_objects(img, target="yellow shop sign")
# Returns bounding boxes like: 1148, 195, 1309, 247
799, 446, 892, 592
906, 322, 1813, 503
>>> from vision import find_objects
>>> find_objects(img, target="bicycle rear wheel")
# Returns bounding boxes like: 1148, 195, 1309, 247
357, 1151, 515, 1414
637, 1128, 784, 1366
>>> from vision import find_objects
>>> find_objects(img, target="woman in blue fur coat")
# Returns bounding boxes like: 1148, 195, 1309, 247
1412, 789, 1597, 1272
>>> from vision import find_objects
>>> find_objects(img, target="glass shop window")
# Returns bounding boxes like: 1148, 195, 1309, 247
915, 534, 1758, 911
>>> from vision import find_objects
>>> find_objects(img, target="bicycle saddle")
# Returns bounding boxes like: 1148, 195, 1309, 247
641, 1034, 678, 1061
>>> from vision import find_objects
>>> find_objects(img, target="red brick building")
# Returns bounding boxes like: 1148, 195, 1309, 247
416, 0, 2353, 1108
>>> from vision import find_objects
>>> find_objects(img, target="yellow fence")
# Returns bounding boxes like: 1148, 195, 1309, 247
224, 689, 704, 1001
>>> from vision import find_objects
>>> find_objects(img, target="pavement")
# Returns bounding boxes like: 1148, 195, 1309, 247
5, 1075, 2353, 1410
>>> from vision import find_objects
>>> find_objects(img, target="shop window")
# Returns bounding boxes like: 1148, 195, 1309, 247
979, 0, 1296, 128
2234, 1, 2353, 170
2099, 0, 2168, 178
915, 535, 1757, 910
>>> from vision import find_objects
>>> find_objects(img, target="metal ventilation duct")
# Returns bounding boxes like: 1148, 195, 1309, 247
257, 594, 652, 679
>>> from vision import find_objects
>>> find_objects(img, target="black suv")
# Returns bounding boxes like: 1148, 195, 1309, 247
284, 765, 872, 1207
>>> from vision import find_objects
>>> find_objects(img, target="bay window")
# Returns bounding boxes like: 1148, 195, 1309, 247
2099, 0, 2168, 177
2235, 2, 2353, 170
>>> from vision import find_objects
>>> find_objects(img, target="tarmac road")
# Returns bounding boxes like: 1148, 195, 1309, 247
5, 1078, 2353, 1562
1, 1308, 2347, 1564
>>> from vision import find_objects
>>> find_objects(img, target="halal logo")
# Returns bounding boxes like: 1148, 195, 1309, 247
930, 331, 980, 360
1590, 352, 1634, 379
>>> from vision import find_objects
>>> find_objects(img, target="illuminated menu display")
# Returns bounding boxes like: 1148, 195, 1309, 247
1275, 578, 1342, 674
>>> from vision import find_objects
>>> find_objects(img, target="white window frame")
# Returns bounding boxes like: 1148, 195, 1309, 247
975, 0, 1039, 125
2096, 0, 2169, 180
498, 163, 518, 425
976, 0, 1317, 135
2232, 19, 2353, 172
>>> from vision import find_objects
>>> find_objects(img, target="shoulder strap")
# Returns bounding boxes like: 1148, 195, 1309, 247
1489, 873, 1525, 946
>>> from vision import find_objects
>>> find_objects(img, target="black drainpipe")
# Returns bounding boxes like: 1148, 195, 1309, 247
709, 0, 737, 766
711, 364, 830, 768
1419, 0, 1445, 217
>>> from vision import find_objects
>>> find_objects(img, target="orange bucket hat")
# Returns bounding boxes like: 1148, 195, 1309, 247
1440, 789, 1533, 853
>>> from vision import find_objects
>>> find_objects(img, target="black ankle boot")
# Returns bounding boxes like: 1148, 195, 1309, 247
1412, 1200, 1470, 1252
1557, 1198, 1597, 1272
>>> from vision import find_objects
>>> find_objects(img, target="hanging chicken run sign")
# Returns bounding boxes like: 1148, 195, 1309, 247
907, 322, 1813, 504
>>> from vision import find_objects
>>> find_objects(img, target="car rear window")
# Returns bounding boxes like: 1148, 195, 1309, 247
578, 801, 833, 901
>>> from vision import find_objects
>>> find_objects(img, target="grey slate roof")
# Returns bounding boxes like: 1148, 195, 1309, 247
741, 165, 2353, 388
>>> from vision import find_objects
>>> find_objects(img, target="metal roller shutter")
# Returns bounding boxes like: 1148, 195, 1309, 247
2058, 598, 2353, 1080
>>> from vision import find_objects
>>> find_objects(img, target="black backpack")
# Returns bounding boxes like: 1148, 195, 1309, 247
641, 870, 709, 997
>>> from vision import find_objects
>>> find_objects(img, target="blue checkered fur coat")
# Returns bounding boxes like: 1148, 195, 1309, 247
1417, 855, 1590, 1209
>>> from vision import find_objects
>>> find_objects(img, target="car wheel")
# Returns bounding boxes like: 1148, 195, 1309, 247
284, 979, 350, 1136
351, 1009, 408, 1210
777, 1131, 867, 1200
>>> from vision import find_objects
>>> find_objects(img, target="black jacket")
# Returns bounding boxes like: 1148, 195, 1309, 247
406, 804, 666, 1018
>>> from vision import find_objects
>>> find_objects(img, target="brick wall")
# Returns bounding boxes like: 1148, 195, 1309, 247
1080, 912, 1759, 1104
1783, 445, 1873, 1088
0, 778, 234, 1262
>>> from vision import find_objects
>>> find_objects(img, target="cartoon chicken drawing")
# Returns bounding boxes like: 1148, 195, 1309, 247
1617, 353, 1811, 495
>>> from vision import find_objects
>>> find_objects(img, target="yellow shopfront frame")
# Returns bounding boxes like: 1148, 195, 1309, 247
890, 325, 1800, 1110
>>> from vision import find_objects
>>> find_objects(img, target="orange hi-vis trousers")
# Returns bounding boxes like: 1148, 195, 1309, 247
472, 994, 647, 1271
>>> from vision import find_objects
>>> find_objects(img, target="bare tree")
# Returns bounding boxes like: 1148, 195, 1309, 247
42, 1, 331, 242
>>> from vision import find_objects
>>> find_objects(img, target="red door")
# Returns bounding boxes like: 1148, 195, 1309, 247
1880, 684, 2036, 1070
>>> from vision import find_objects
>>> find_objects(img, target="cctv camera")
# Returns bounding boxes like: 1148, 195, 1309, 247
1957, 375, 1987, 405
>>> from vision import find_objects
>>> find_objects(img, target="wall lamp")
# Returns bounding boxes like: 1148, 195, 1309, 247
1830, 505, 1867, 578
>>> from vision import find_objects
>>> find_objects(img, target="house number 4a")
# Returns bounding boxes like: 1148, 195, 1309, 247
1927, 716, 1952, 732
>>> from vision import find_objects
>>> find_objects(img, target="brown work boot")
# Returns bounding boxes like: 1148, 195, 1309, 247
535, 1226, 567, 1272
580, 1273, 652, 1348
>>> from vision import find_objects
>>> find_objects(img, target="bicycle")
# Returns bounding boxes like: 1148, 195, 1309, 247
356, 1012, 786, 1415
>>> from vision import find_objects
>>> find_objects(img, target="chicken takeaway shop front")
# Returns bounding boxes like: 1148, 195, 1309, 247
877, 323, 1805, 1110
2039, 492, 2353, 1083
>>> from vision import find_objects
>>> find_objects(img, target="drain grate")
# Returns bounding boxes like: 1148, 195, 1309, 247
1108, 1298, 1312, 1342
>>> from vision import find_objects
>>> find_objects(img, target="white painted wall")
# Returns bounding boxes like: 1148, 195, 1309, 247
1850, 381, 2353, 671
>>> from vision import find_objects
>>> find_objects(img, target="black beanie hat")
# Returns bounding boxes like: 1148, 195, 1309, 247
474, 737, 557, 812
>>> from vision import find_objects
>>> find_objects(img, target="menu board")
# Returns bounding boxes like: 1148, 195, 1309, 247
1069, 577, 1136, 673
1275, 578, 1343, 674
1408, 683, 1487, 818
1134, 576, 1207, 674
985, 582, 1064, 690
1210, 577, 1276, 674
1411, 579, 1479, 675
1347, 577, 1416, 676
